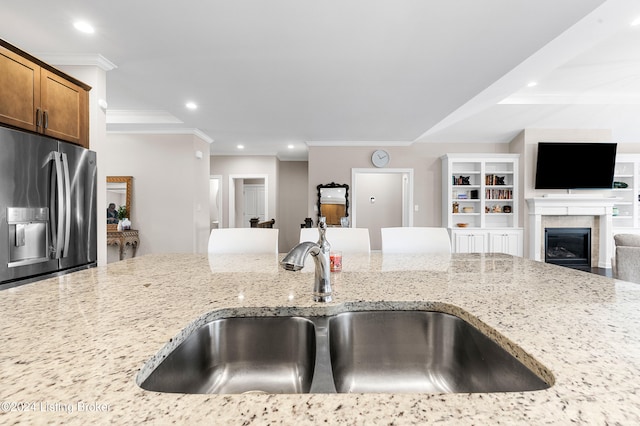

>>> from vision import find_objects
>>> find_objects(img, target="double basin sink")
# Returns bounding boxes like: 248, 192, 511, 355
138, 310, 552, 395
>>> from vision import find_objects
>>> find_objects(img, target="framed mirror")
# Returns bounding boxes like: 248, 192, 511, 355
106, 176, 132, 232
317, 182, 349, 226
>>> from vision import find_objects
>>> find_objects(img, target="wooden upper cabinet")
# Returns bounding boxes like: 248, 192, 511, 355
0, 45, 41, 132
41, 69, 88, 147
0, 41, 90, 148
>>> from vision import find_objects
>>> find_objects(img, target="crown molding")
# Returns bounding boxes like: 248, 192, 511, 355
34, 53, 117, 71
306, 140, 413, 147
107, 126, 214, 144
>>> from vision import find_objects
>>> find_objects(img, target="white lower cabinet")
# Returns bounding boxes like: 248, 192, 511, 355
452, 231, 487, 253
488, 230, 523, 257
451, 228, 523, 256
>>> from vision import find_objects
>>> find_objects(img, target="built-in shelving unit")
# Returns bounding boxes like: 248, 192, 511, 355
442, 154, 523, 256
608, 154, 640, 230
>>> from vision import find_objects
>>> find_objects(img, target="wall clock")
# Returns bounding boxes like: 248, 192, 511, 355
371, 149, 390, 168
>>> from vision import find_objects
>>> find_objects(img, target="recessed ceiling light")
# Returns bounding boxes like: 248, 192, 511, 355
527, 81, 538, 88
73, 21, 95, 34
632, 17, 640, 26
287, 144, 294, 149
237, 144, 245, 149
185, 102, 197, 110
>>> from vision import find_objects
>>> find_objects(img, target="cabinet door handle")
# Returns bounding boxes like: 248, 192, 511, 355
43, 111, 48, 129
36, 108, 42, 128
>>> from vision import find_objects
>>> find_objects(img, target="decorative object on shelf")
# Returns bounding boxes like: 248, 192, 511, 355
613, 181, 628, 188
304, 218, 313, 228
486, 175, 505, 185
485, 188, 513, 199
456, 223, 468, 228
462, 207, 474, 213
452, 202, 459, 213
470, 190, 479, 199
491, 205, 502, 213
371, 149, 390, 168
117, 205, 128, 220
456, 176, 470, 185
503, 205, 512, 214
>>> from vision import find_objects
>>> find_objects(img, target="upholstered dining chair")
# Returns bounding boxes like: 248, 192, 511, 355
299, 227, 371, 254
208, 228, 279, 255
614, 233, 640, 284
380, 227, 452, 254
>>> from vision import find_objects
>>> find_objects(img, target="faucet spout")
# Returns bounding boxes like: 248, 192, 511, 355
280, 223, 332, 302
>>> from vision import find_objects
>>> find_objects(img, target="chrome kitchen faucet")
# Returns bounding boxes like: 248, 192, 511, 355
281, 221, 332, 302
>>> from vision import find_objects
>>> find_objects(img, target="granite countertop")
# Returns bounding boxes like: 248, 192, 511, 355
1, 252, 640, 425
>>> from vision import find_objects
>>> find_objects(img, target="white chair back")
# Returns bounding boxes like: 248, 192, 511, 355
299, 227, 371, 254
208, 228, 279, 254
381, 227, 451, 254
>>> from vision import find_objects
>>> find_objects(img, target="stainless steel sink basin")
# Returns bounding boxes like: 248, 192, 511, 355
140, 316, 316, 394
139, 309, 552, 395
329, 311, 550, 393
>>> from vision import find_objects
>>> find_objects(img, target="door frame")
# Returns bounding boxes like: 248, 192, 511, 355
228, 174, 268, 228
351, 168, 414, 228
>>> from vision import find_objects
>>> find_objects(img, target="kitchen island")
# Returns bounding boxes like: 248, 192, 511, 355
1, 252, 639, 425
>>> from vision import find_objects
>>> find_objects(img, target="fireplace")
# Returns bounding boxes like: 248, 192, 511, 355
527, 196, 616, 269
544, 227, 591, 270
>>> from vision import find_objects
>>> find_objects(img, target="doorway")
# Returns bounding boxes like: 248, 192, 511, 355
352, 168, 413, 250
228, 175, 268, 228
209, 175, 223, 231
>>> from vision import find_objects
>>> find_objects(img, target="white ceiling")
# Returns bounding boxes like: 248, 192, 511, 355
2, 0, 640, 160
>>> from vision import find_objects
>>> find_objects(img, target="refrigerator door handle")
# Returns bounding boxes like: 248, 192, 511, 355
51, 152, 65, 259
61, 152, 72, 257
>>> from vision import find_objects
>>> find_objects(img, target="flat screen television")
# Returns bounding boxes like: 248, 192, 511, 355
534, 142, 617, 189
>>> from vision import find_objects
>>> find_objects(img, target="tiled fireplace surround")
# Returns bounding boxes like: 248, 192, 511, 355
527, 196, 616, 269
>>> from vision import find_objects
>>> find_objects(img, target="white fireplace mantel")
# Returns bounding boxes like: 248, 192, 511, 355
527, 196, 619, 268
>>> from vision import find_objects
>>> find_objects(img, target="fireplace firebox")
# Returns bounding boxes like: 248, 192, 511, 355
544, 228, 591, 271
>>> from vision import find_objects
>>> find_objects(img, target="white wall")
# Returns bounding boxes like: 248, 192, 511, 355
278, 161, 308, 252
105, 133, 210, 255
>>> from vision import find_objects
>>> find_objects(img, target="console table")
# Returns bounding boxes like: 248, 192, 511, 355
107, 230, 140, 261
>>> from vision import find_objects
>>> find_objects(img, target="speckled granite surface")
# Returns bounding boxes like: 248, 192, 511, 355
1, 252, 640, 425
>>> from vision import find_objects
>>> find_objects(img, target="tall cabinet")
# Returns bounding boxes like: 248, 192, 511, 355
442, 154, 523, 256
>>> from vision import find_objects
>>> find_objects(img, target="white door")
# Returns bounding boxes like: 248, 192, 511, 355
243, 184, 265, 227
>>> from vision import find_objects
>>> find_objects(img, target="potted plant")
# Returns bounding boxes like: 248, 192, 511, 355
117, 205, 129, 230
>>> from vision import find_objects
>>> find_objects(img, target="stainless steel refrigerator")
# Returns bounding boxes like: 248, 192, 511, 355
0, 126, 97, 289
